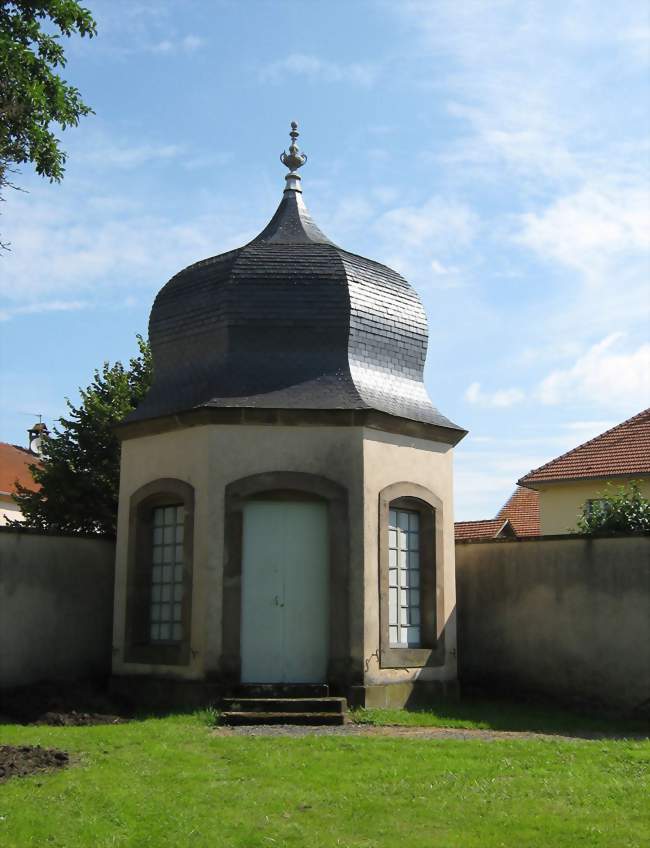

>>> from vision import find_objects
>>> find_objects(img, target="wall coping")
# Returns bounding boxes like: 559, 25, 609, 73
0, 526, 115, 542
455, 530, 650, 545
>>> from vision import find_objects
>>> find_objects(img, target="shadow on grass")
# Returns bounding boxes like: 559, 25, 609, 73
2, 680, 647, 740
352, 694, 650, 739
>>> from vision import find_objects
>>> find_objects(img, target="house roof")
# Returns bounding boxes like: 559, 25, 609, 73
496, 486, 540, 537
0, 442, 41, 496
518, 408, 650, 487
454, 518, 513, 541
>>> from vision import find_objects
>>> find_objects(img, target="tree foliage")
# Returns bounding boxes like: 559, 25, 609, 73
576, 480, 650, 535
0, 1, 96, 243
13, 336, 152, 536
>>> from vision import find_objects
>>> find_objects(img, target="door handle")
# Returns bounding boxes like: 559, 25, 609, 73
273, 595, 285, 608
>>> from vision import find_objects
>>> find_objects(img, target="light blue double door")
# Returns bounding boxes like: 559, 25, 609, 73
240, 500, 329, 683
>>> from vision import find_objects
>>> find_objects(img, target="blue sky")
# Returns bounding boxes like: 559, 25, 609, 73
1, 0, 648, 519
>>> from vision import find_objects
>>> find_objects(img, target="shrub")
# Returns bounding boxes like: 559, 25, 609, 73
576, 480, 650, 534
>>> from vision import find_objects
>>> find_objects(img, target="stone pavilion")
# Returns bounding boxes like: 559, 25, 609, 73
111, 123, 466, 708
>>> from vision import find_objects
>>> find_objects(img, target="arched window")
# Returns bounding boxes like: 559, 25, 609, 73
388, 504, 423, 648
149, 503, 185, 643
378, 483, 446, 668
124, 479, 194, 665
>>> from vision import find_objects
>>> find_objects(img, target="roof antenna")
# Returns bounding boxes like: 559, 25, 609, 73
280, 121, 307, 193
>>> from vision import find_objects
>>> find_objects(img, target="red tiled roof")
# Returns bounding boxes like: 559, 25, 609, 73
0, 443, 41, 495
518, 408, 650, 487
455, 518, 512, 540
497, 486, 540, 537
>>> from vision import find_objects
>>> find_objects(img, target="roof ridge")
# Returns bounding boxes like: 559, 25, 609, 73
334, 245, 410, 283
455, 518, 506, 525
518, 407, 650, 486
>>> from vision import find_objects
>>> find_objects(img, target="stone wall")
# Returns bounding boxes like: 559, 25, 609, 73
455, 534, 650, 712
0, 529, 115, 688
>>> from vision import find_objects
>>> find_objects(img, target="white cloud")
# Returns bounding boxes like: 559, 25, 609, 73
353, 195, 479, 292
397, 0, 650, 184
537, 334, 650, 408
71, 129, 232, 172
430, 259, 463, 287
516, 182, 650, 282
564, 420, 615, 436
260, 53, 378, 87
182, 151, 234, 171
0, 300, 89, 322
390, 0, 650, 361
321, 195, 376, 234
619, 25, 650, 67
80, 143, 183, 169
374, 197, 477, 250
464, 381, 525, 408
454, 446, 549, 520
442, 101, 578, 183
149, 35, 205, 54
0, 185, 257, 311
180, 35, 204, 52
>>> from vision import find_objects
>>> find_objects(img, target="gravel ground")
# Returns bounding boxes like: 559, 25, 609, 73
212, 724, 590, 741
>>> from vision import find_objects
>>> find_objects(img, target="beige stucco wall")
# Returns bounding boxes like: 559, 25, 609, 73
1, 529, 115, 688
112, 424, 365, 681
537, 476, 650, 535
361, 429, 457, 685
113, 423, 457, 688
456, 534, 650, 711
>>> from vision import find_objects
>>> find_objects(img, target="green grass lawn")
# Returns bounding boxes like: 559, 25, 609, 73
0, 708, 648, 848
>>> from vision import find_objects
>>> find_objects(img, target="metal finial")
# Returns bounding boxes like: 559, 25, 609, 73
280, 121, 307, 184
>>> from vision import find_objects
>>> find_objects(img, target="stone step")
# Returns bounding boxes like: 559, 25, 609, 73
227, 683, 330, 698
222, 697, 347, 714
221, 710, 347, 726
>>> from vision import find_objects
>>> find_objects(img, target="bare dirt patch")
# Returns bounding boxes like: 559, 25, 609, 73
0, 745, 69, 783
35, 710, 125, 727
0, 683, 130, 727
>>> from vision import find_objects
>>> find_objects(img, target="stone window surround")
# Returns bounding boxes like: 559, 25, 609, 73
221, 471, 352, 687
124, 478, 195, 666
378, 482, 446, 668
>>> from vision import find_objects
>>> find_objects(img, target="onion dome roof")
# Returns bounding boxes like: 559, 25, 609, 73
128, 123, 464, 442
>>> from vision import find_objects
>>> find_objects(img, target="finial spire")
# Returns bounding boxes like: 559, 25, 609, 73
280, 120, 307, 192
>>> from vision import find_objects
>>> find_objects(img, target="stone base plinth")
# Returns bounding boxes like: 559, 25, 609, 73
349, 680, 460, 709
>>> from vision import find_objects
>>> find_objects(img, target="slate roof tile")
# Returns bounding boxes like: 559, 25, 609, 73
128, 181, 465, 438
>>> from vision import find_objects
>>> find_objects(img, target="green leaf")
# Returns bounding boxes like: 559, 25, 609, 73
12, 335, 153, 536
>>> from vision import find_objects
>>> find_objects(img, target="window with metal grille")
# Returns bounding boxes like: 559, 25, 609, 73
388, 507, 421, 647
150, 505, 184, 642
